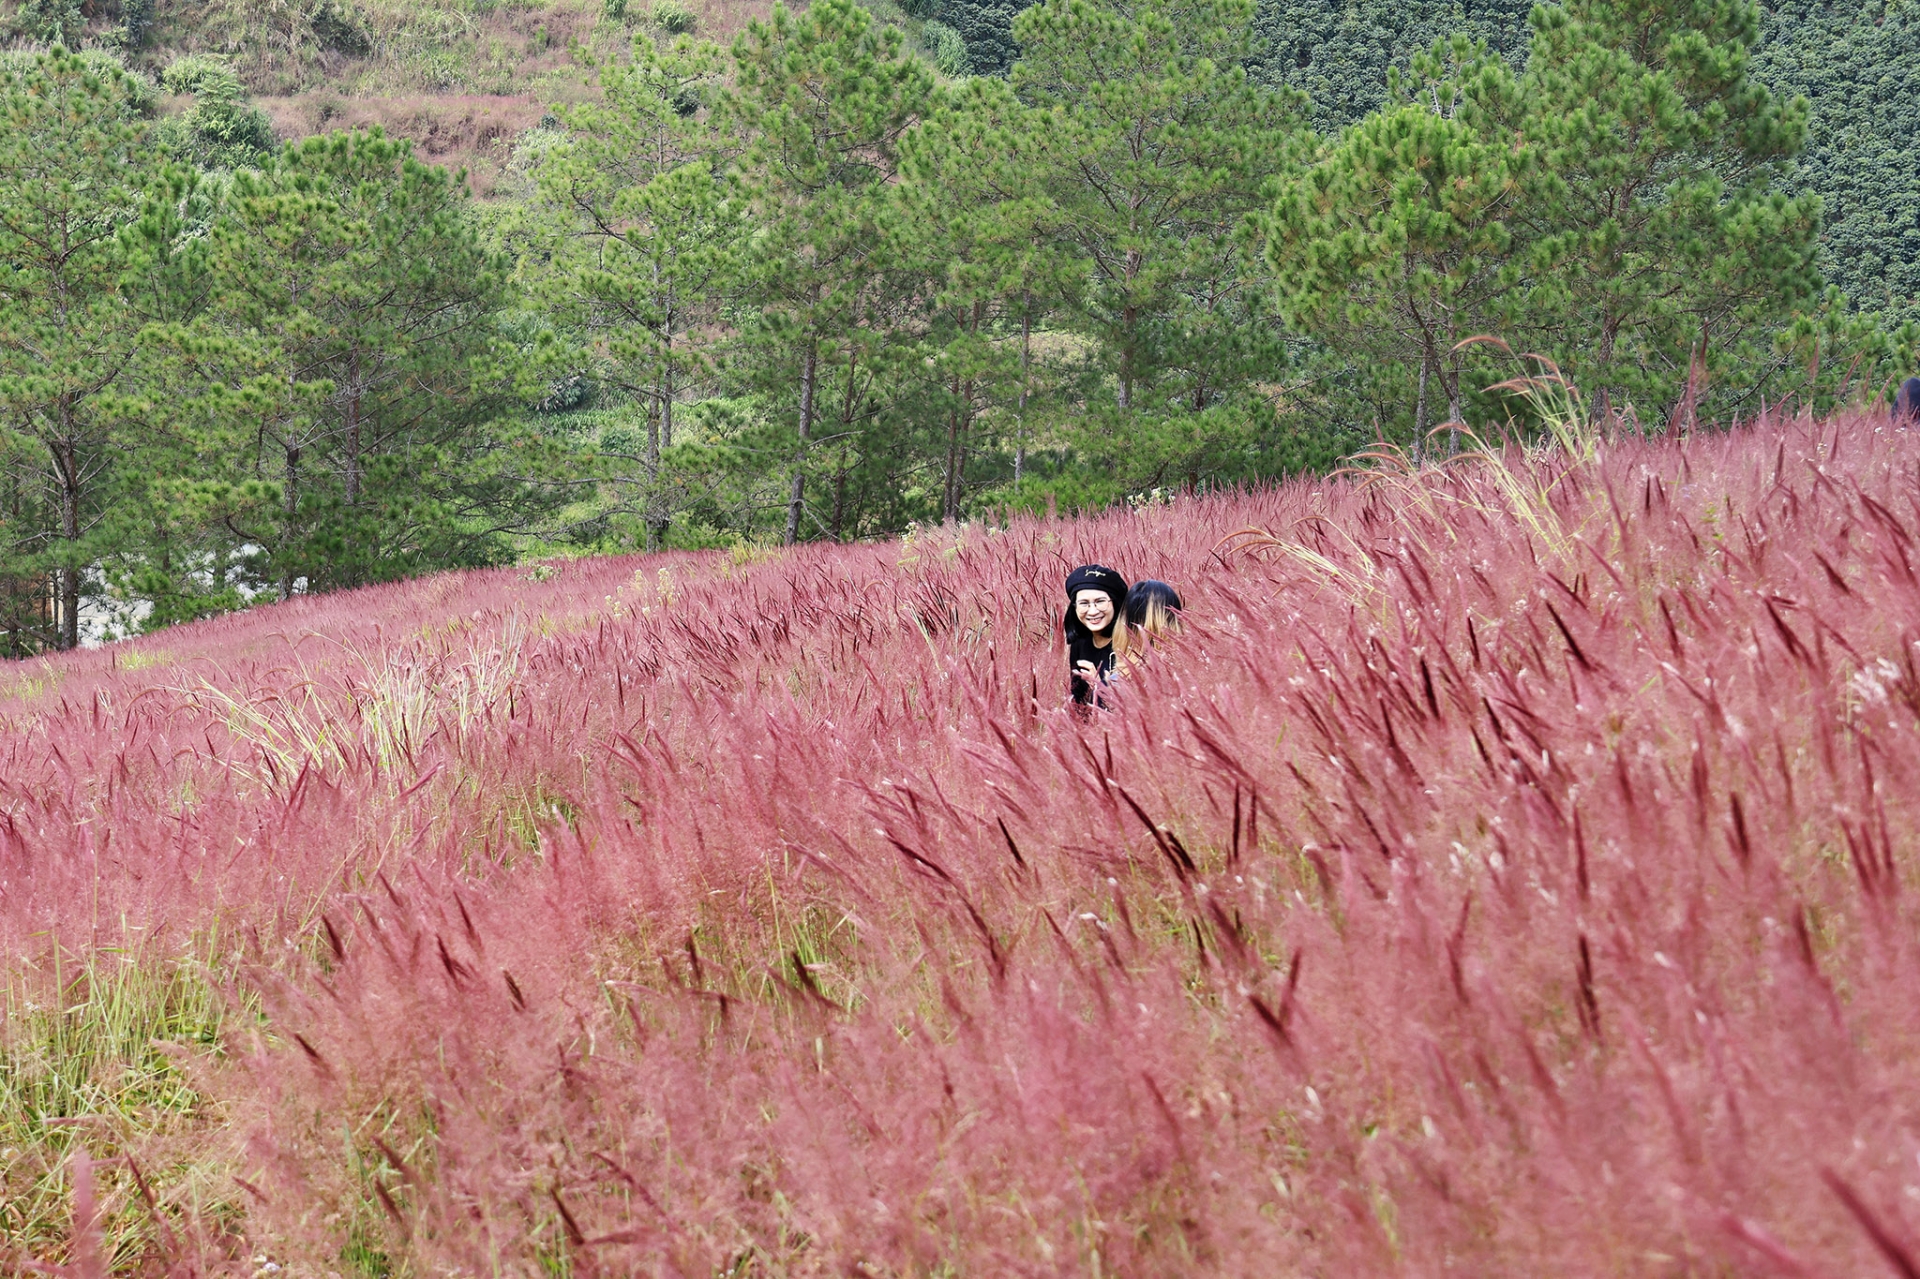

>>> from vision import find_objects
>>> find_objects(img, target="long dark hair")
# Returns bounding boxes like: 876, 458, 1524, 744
1897, 378, 1920, 424
1124, 580, 1182, 634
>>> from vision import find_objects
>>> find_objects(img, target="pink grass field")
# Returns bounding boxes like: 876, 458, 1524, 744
9, 412, 1920, 1275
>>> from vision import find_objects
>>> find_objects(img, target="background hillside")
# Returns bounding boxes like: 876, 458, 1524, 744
11, 412, 1920, 1272
1, 0, 800, 189
3, 0, 1915, 301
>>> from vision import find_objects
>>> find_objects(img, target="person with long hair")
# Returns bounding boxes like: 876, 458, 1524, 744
1124, 579, 1182, 638
1063, 564, 1127, 706
1895, 377, 1920, 427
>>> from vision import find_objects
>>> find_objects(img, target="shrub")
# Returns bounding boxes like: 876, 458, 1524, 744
310, 0, 372, 56
117, 0, 153, 47
157, 55, 275, 169
652, 0, 695, 33
921, 17, 969, 73
160, 52, 238, 95
15, 0, 84, 45
533, 371, 597, 414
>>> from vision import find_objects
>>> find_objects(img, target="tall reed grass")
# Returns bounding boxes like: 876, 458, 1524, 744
10, 410, 1920, 1274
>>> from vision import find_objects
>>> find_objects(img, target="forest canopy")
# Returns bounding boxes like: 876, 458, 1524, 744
0, 0, 1915, 653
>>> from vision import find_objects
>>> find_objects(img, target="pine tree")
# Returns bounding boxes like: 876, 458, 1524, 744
521, 33, 738, 549
0, 49, 155, 650
723, 0, 934, 544
1010, 0, 1306, 414
1263, 40, 1542, 448
1501, 0, 1823, 421
895, 74, 1087, 520
107, 167, 276, 632
201, 129, 517, 594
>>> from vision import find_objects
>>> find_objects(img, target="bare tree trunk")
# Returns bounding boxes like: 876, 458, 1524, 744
784, 339, 817, 547
344, 352, 362, 507
1015, 296, 1031, 486
944, 374, 963, 524
280, 444, 300, 601
1447, 372, 1463, 456
1595, 316, 1620, 429
830, 462, 849, 542
1414, 347, 1431, 451
55, 430, 79, 651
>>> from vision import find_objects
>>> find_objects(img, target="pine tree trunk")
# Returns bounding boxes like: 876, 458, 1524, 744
1015, 297, 1031, 486
648, 286, 674, 550
1595, 317, 1619, 428
1414, 348, 1431, 457
661, 358, 674, 451
344, 352, 362, 507
831, 349, 860, 541
1441, 351, 1464, 455
646, 389, 661, 482
55, 428, 80, 652
1119, 246, 1141, 410
784, 339, 817, 546
280, 444, 300, 601
830, 462, 849, 542
645, 392, 662, 553
945, 301, 985, 523
944, 374, 963, 523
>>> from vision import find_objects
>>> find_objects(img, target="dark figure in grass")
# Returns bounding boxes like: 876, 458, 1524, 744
1124, 579, 1183, 638
1064, 564, 1127, 706
1896, 378, 1920, 426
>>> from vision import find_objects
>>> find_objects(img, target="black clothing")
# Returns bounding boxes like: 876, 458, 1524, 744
1068, 628, 1118, 704
1064, 563, 1128, 705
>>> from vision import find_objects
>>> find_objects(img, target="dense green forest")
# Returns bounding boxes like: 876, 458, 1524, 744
1, 0, 1916, 652
1231, 0, 1920, 325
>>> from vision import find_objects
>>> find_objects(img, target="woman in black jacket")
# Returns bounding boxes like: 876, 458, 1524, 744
1064, 564, 1128, 705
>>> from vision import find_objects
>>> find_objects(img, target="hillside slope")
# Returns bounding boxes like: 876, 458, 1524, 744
0, 0, 790, 188
8, 414, 1920, 1272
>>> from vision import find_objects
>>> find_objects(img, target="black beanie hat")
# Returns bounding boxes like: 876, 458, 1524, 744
1065, 564, 1127, 605
1064, 564, 1128, 640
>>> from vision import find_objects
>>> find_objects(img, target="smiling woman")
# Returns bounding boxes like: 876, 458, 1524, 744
1063, 562, 1127, 705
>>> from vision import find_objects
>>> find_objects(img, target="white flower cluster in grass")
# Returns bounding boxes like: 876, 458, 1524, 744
1847, 657, 1903, 707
